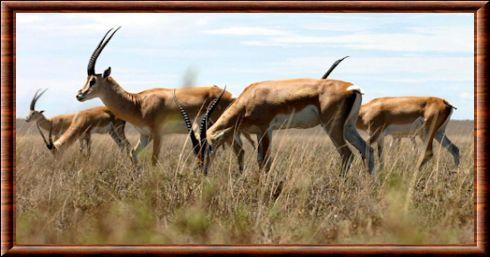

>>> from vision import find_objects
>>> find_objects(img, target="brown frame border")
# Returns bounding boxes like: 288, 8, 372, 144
1, 1, 488, 256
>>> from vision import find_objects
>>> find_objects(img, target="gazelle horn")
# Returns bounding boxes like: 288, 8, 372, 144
173, 89, 201, 156
321, 56, 349, 79
198, 86, 227, 159
30, 89, 47, 111
87, 27, 121, 75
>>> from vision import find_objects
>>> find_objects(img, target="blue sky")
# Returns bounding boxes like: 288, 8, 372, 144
16, 13, 473, 119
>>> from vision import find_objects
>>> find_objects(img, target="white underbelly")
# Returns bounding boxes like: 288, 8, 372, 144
383, 117, 424, 137
270, 105, 320, 130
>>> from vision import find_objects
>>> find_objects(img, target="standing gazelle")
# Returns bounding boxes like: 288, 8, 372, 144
357, 96, 460, 169
176, 77, 375, 176
28, 89, 130, 155
75, 27, 247, 169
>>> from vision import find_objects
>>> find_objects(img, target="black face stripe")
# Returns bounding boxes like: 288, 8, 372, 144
89, 78, 96, 87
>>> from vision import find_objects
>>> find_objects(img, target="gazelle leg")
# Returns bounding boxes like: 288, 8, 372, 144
79, 138, 86, 154
388, 137, 394, 148
434, 130, 460, 166
324, 124, 354, 176
418, 121, 439, 169
256, 130, 273, 171
345, 125, 375, 175
231, 135, 245, 172
131, 134, 151, 166
377, 136, 385, 170
410, 137, 417, 151
109, 122, 131, 154
85, 135, 91, 157
79, 134, 90, 157
151, 135, 161, 166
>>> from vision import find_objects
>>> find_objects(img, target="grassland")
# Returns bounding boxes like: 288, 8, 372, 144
15, 120, 474, 244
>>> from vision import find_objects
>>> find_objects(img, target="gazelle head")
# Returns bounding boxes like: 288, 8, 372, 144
26, 89, 47, 122
76, 27, 120, 102
173, 86, 227, 174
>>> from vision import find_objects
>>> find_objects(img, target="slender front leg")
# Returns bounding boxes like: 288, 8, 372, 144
108, 122, 131, 155
131, 134, 151, 166
78, 138, 86, 154
231, 134, 244, 172
344, 122, 375, 175
324, 124, 354, 176
256, 130, 273, 171
78, 134, 91, 157
85, 134, 92, 157
152, 135, 161, 166
376, 136, 385, 170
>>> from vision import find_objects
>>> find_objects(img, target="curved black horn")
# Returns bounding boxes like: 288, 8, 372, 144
30, 89, 47, 110
173, 89, 201, 156
198, 86, 227, 155
36, 123, 54, 150
87, 27, 121, 75
321, 56, 349, 79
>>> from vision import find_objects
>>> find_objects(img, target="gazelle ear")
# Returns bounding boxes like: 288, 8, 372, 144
40, 110, 45, 114
103, 67, 111, 78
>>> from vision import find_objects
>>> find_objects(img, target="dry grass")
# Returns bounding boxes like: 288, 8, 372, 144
16, 125, 474, 245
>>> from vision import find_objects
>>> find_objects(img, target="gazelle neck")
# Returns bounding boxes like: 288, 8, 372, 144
98, 77, 142, 124
36, 115, 52, 130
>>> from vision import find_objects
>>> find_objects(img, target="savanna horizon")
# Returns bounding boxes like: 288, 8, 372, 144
16, 119, 474, 244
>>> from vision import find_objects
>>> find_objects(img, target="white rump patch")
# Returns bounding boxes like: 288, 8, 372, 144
347, 85, 362, 94
270, 104, 320, 129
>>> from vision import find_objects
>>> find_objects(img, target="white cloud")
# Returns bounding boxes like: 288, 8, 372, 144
205, 26, 289, 36
242, 25, 472, 53
279, 56, 473, 79
15, 13, 474, 119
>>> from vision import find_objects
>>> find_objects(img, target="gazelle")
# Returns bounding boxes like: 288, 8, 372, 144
75, 27, 247, 169
36, 105, 131, 155
28, 89, 130, 155
357, 96, 460, 169
176, 74, 375, 176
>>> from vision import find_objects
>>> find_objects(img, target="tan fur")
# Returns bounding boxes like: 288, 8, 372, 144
36, 106, 130, 156
77, 74, 243, 167
206, 78, 374, 175
357, 96, 459, 168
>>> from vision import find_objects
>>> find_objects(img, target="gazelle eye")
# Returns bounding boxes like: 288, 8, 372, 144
89, 79, 96, 87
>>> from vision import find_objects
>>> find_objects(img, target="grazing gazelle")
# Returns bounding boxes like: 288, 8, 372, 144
36, 105, 131, 155
75, 27, 247, 169
357, 96, 460, 169
176, 76, 375, 175
28, 89, 130, 155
